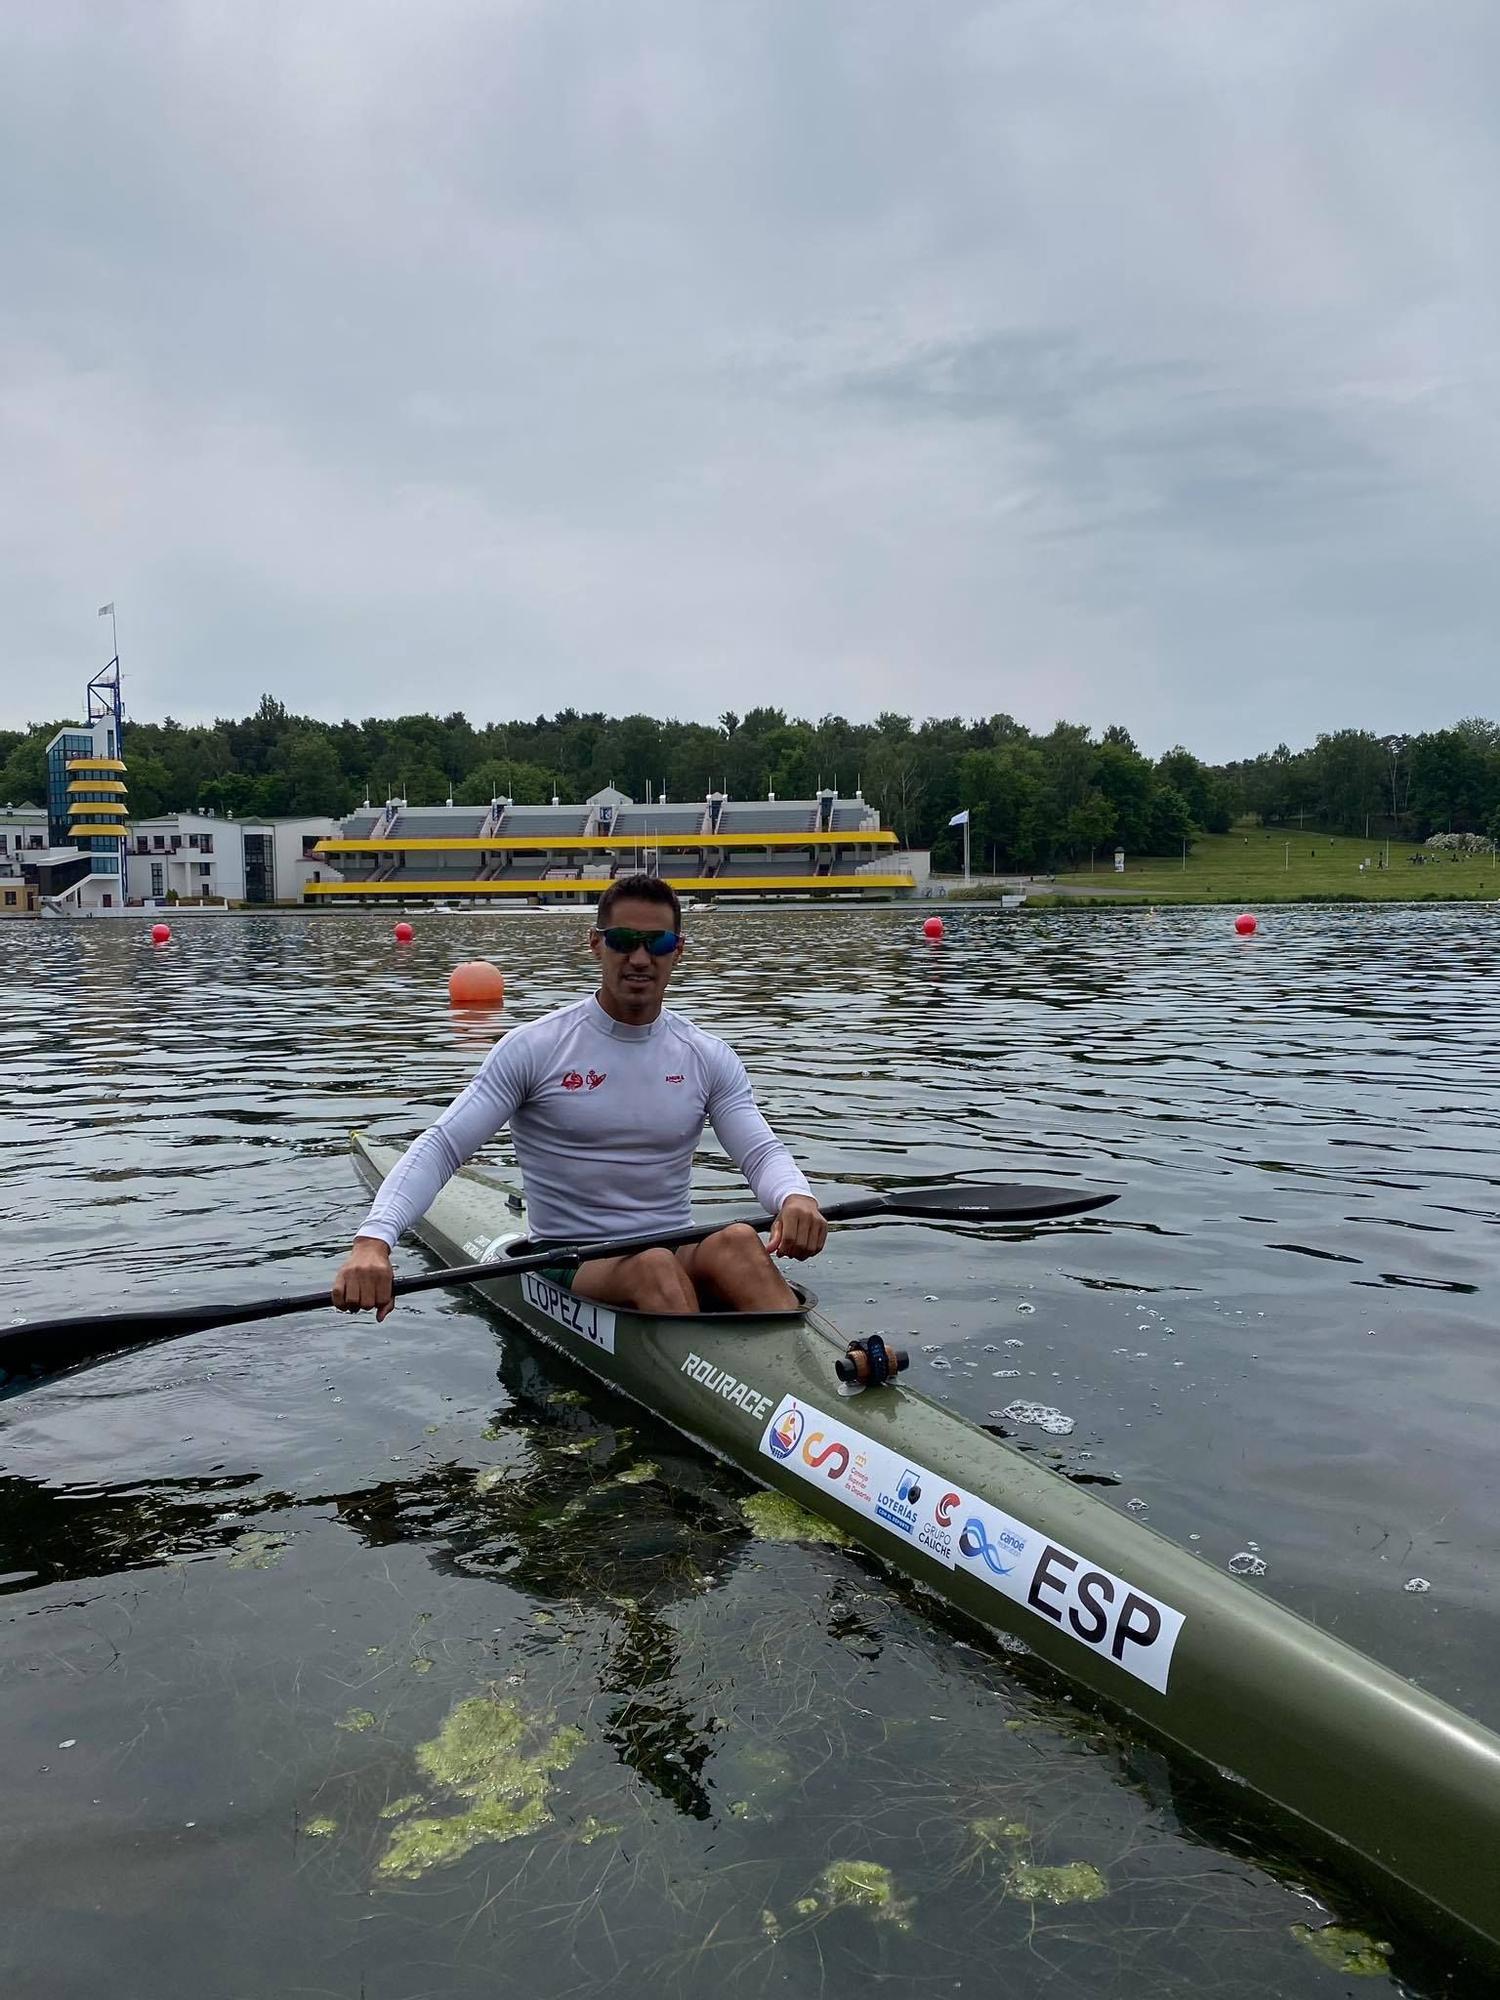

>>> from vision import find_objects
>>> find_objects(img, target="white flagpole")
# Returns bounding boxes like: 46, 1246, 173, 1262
963, 814, 970, 884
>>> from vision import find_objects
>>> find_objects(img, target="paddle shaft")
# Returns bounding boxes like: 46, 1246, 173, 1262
0, 1183, 1114, 1391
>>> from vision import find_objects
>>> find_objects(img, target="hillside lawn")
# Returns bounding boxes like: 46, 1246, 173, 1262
1028, 828, 1500, 905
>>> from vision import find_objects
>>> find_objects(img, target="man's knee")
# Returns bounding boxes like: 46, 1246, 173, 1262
699, 1222, 769, 1275
630, 1247, 698, 1312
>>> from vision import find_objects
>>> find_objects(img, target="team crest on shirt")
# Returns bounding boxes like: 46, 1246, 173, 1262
586, 1070, 606, 1089
561, 1071, 584, 1090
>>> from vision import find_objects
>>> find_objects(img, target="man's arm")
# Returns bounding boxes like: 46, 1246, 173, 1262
332, 1034, 532, 1318
705, 1046, 827, 1261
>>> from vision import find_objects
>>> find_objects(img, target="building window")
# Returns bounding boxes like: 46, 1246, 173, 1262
3, 891, 15, 907
0, 836, 7, 852
151, 865, 164, 897
189, 833, 200, 849
198, 863, 211, 877
201, 835, 213, 855
154, 836, 165, 850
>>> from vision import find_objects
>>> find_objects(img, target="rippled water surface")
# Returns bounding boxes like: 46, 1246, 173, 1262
2, 906, 1497, 1998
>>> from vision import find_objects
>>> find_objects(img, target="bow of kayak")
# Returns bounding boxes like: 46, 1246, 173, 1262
352, 1131, 1500, 1961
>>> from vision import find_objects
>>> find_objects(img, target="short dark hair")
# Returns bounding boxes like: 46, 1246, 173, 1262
596, 872, 681, 929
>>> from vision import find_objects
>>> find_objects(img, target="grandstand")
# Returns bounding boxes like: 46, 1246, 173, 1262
307, 787, 923, 903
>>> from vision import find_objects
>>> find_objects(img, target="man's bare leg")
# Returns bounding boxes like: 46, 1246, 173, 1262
571, 1245, 700, 1313
676, 1223, 798, 1311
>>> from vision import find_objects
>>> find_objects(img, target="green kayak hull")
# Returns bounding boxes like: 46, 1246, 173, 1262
353, 1132, 1500, 1956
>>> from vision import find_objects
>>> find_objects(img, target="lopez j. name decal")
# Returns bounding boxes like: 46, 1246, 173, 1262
681, 1352, 773, 1425
519, 1271, 616, 1355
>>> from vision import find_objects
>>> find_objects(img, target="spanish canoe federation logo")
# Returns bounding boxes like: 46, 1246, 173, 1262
767, 1402, 805, 1460
958, 1514, 1027, 1576
561, 1071, 585, 1091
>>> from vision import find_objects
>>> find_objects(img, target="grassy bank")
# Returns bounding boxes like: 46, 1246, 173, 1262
1025, 829, 1499, 906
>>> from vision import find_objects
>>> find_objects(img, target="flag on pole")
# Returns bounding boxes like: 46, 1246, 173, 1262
948, 808, 969, 827
98, 603, 114, 617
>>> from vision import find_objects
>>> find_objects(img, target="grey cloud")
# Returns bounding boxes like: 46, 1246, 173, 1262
1, 1, 1497, 759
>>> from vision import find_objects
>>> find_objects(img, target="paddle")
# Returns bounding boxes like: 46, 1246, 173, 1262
0, 1181, 1116, 1394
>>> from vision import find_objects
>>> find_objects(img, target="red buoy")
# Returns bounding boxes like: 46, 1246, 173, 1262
393, 921, 414, 943
151, 922, 171, 945
1235, 912, 1257, 936
448, 960, 506, 1007
923, 915, 945, 939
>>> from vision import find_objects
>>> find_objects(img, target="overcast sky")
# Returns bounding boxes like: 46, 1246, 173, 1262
2, 3, 1496, 760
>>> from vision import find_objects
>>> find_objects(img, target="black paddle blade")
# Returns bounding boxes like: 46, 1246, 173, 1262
881, 1185, 1118, 1222
0, 1289, 335, 1394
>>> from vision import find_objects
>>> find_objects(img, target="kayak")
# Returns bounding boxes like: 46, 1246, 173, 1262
352, 1132, 1500, 1958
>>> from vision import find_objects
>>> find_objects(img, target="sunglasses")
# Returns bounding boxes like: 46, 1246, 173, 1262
595, 925, 680, 957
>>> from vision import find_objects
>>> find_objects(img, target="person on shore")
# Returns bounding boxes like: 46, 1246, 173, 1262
332, 874, 826, 1320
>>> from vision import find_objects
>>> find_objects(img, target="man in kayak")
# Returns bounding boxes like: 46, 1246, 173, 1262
332, 874, 827, 1320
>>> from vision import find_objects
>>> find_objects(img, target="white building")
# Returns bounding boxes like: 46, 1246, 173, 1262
128, 813, 342, 904
0, 804, 48, 870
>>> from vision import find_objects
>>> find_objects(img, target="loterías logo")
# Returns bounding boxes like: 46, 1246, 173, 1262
561, 1071, 584, 1091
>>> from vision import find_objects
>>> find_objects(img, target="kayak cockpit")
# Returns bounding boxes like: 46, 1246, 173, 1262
495, 1234, 818, 1319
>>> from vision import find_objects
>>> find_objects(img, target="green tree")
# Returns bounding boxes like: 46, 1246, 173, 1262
1148, 784, 1194, 852
1063, 789, 1117, 860
283, 731, 349, 815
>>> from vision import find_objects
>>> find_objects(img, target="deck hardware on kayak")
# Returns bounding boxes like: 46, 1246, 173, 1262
835, 1335, 908, 1386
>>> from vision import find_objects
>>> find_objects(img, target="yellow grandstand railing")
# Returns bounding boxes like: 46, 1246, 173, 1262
312, 832, 900, 856
304, 873, 916, 898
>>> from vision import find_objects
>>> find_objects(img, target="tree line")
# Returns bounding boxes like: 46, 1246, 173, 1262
2, 699, 1497, 871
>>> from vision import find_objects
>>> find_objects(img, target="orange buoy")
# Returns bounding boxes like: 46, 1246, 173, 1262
448, 960, 505, 1007
151, 922, 171, 945
393, 921, 414, 943
923, 915, 945, 939
1235, 912, 1257, 936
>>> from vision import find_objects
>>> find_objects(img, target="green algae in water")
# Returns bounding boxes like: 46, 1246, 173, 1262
226, 1530, 289, 1570
303, 1816, 338, 1838
1006, 1860, 1108, 1905
474, 1466, 511, 1494
375, 1693, 585, 1881
801, 1859, 914, 1930
379, 1794, 423, 1820
613, 1461, 659, 1486
1291, 1924, 1391, 1976
547, 1389, 588, 1407
972, 1817, 1029, 1847
740, 1492, 851, 1545
574, 1816, 620, 1845
337, 1708, 378, 1733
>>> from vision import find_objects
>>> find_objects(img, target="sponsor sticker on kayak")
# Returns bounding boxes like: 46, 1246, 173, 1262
759, 1395, 1184, 1695
519, 1271, 616, 1355
951, 1495, 1184, 1695
761, 1395, 946, 1551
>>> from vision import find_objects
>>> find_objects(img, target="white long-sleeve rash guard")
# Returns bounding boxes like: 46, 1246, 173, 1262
357, 995, 813, 1249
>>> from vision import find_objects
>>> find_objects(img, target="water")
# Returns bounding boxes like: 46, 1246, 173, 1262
1, 904, 1497, 1997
